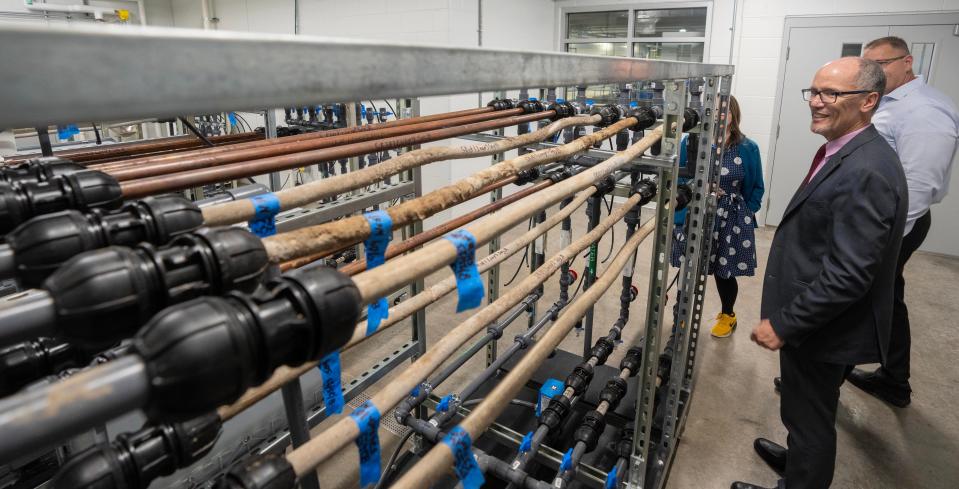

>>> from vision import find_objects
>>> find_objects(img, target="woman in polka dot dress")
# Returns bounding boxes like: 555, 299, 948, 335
671, 95, 764, 338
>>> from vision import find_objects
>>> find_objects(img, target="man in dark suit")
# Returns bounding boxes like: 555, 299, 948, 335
732, 57, 908, 489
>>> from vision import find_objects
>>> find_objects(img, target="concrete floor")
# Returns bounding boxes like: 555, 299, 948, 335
306, 200, 959, 489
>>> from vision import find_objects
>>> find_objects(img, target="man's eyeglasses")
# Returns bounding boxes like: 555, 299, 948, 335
873, 55, 908, 66
801, 89, 872, 104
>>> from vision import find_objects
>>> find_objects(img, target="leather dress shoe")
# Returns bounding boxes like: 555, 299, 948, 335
773, 376, 781, 394
846, 368, 911, 407
754, 438, 786, 476
731, 482, 775, 489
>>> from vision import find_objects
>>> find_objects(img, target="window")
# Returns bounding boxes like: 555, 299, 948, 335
563, 5, 709, 62
841, 43, 863, 57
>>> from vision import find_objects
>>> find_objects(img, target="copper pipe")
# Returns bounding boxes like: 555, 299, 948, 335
104, 109, 523, 180
120, 111, 552, 199
93, 107, 496, 173
5, 132, 260, 165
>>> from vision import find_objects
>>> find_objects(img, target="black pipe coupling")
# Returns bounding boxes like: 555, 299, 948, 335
682, 107, 701, 132
0, 170, 122, 234
616, 428, 634, 459
620, 346, 643, 375
134, 266, 361, 421
547, 100, 577, 120
516, 98, 546, 114
0, 337, 82, 396
51, 412, 222, 489
565, 362, 594, 396
626, 105, 662, 131
0, 157, 84, 185
675, 183, 693, 212
631, 178, 657, 207
658, 352, 673, 382
2, 195, 203, 288
37, 227, 268, 350
514, 168, 540, 186
574, 409, 607, 452
600, 377, 628, 411
589, 338, 615, 366
588, 104, 625, 127
487, 98, 515, 111
219, 453, 296, 489
539, 395, 572, 432
546, 167, 574, 184
592, 175, 617, 196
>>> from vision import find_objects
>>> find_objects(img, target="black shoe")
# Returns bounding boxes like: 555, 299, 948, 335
753, 438, 786, 476
846, 368, 911, 407
731, 482, 775, 489
773, 376, 781, 394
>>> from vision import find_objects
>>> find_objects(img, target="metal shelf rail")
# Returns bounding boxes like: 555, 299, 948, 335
0, 24, 733, 489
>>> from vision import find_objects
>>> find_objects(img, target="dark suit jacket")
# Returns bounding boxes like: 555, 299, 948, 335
761, 125, 907, 365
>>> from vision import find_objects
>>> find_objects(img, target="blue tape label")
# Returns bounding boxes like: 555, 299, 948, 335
247, 193, 281, 238
605, 465, 619, 489
318, 352, 344, 415
442, 426, 485, 489
442, 230, 484, 312
363, 211, 393, 335
560, 448, 573, 472
519, 431, 533, 453
437, 394, 453, 412
349, 401, 382, 487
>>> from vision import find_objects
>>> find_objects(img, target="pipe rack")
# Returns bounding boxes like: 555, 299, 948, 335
0, 23, 732, 489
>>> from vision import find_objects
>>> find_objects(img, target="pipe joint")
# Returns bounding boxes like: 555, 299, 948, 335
487, 98, 515, 111
547, 100, 577, 120
0, 170, 122, 234
220, 454, 296, 489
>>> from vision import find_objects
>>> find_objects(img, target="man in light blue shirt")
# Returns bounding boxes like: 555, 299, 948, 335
847, 36, 959, 407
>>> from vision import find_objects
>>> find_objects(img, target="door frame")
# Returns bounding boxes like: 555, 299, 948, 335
762, 11, 959, 225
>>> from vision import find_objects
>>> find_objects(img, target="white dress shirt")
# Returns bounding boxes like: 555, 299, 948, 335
873, 76, 959, 235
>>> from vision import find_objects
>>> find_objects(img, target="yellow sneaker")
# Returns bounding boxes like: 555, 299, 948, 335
710, 313, 737, 338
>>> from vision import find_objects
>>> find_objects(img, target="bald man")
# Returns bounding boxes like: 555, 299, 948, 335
734, 58, 908, 489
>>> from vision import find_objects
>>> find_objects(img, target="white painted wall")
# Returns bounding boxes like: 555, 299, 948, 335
0, 0, 170, 26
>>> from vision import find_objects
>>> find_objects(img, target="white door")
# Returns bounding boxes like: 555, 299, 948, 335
888, 24, 959, 256
764, 25, 888, 227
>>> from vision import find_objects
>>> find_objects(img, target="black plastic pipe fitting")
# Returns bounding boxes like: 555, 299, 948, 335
540, 395, 572, 433
0, 157, 85, 185
619, 346, 643, 375
219, 454, 296, 489
565, 363, 594, 396
600, 377, 628, 411
486, 98, 515, 111
573, 410, 607, 452
1, 195, 203, 287
516, 99, 546, 114
548, 100, 577, 120
134, 266, 360, 421
0, 170, 122, 234
0, 337, 82, 396
589, 338, 615, 366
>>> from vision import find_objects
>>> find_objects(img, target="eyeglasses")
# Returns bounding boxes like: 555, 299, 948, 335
873, 55, 908, 66
801, 89, 872, 104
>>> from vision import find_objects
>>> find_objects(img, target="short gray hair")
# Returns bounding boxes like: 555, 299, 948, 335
855, 57, 886, 111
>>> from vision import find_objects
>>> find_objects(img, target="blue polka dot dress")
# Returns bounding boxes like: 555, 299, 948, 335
670, 145, 758, 278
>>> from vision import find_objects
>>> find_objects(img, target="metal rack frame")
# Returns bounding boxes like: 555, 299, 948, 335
0, 24, 732, 489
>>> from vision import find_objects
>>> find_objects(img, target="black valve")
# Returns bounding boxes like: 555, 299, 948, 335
51, 412, 222, 489
565, 363, 594, 396
134, 266, 360, 421
546, 167, 574, 184
574, 409, 607, 452
0, 171, 122, 234
0, 157, 85, 185
220, 453, 296, 489
0, 227, 268, 350
675, 183, 693, 211
540, 395, 572, 432
487, 98, 515, 111
0, 195, 203, 288
516, 99, 545, 114
631, 178, 657, 206
600, 377, 628, 411
514, 168, 540, 186
548, 100, 577, 120
593, 175, 617, 196
0, 337, 82, 396
589, 337, 615, 366
627, 105, 662, 132
619, 346, 643, 376
682, 107, 701, 132
616, 428, 634, 459
589, 105, 625, 127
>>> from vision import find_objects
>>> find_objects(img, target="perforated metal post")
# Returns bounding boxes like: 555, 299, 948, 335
629, 79, 686, 489
649, 75, 731, 488
486, 90, 506, 367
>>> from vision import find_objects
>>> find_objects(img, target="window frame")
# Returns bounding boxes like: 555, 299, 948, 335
559, 2, 713, 61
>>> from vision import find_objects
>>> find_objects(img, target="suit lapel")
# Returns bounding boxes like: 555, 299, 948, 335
781, 126, 881, 220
